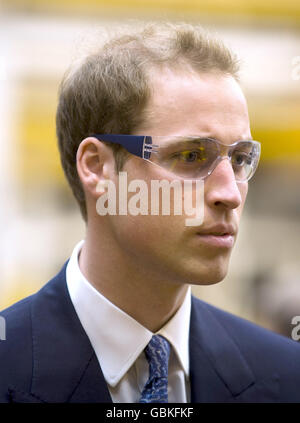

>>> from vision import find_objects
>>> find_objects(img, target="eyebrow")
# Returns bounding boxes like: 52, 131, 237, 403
161, 138, 211, 149
160, 136, 254, 149
200, 135, 254, 142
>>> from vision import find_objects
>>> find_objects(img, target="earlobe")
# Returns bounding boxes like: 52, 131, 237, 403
96, 179, 109, 195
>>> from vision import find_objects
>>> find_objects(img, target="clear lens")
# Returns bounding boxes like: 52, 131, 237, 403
150, 138, 219, 179
230, 141, 256, 181
148, 137, 260, 181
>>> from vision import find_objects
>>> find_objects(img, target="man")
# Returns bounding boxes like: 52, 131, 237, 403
0, 22, 300, 403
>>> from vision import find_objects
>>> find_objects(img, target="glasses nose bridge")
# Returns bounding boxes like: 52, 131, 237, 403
218, 142, 233, 160
211, 143, 236, 179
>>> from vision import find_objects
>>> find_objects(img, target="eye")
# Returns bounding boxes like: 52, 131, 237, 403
175, 148, 207, 163
232, 152, 251, 167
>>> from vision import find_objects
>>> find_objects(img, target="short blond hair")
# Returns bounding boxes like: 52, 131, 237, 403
56, 22, 240, 221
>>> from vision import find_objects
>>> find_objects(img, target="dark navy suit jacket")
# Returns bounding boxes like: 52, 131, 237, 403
1, 261, 300, 403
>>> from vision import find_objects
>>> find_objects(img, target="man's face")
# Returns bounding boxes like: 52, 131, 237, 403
107, 69, 251, 285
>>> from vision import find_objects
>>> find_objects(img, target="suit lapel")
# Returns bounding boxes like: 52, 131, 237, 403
11, 262, 112, 403
189, 296, 279, 403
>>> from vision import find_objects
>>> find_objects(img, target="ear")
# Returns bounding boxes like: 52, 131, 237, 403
76, 137, 116, 201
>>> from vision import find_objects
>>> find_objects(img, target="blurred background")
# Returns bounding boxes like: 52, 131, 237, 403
0, 0, 299, 339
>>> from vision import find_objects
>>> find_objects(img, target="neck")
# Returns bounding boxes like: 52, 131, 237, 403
79, 224, 189, 333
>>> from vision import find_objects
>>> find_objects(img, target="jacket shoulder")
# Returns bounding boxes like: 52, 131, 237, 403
0, 295, 34, 402
0, 262, 68, 403
192, 296, 300, 353
192, 295, 300, 397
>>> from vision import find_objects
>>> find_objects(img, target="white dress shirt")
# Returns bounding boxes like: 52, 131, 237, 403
66, 240, 191, 403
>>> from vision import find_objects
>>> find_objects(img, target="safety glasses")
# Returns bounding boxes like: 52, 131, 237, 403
91, 134, 261, 182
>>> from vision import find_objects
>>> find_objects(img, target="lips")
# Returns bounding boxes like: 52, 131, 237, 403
197, 224, 236, 237
196, 224, 236, 248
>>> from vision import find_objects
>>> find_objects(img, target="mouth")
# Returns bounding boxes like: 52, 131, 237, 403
196, 233, 235, 248
196, 225, 236, 248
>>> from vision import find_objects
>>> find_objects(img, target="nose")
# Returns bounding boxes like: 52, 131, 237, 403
205, 158, 244, 210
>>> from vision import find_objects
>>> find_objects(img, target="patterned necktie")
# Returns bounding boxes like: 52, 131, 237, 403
139, 335, 171, 403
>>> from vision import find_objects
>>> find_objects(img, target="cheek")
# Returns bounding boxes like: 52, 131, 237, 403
116, 158, 204, 239
237, 182, 248, 216
108, 212, 185, 278
110, 164, 189, 260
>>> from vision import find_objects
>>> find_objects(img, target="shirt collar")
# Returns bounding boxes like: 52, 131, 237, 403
66, 240, 191, 387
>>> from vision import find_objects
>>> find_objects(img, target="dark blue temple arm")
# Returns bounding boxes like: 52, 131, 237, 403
91, 134, 152, 158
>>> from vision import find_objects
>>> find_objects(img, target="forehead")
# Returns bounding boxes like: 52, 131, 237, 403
137, 68, 251, 143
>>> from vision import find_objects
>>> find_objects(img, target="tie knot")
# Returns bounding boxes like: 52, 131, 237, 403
144, 335, 171, 379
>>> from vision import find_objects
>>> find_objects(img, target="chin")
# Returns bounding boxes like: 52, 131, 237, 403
185, 262, 229, 286
190, 274, 226, 286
